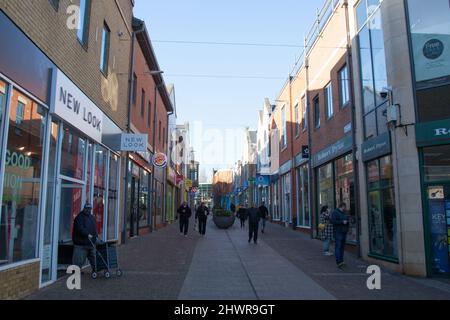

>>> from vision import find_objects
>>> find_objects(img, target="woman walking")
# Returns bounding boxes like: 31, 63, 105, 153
319, 206, 334, 256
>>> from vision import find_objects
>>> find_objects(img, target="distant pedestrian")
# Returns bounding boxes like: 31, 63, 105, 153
177, 202, 192, 237
230, 203, 236, 214
237, 207, 248, 228
331, 203, 349, 268
195, 202, 210, 236
319, 206, 334, 256
258, 202, 269, 234
72, 203, 98, 273
248, 204, 260, 244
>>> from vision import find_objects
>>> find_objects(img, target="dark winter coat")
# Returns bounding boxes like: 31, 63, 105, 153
259, 205, 269, 219
248, 208, 260, 225
73, 210, 98, 246
177, 205, 192, 220
237, 208, 248, 220
331, 208, 349, 234
195, 206, 210, 220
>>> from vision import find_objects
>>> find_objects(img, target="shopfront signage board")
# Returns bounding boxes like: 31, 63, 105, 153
416, 118, 450, 147
312, 135, 353, 168
362, 132, 391, 162
51, 69, 104, 143
120, 134, 148, 152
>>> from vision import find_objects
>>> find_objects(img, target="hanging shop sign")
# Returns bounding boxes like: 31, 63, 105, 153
152, 152, 168, 168
416, 118, 450, 147
256, 175, 270, 186
361, 132, 392, 162
51, 69, 104, 143
176, 174, 184, 185
120, 133, 148, 152
312, 135, 353, 168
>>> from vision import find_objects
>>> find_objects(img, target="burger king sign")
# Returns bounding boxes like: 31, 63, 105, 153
152, 152, 168, 168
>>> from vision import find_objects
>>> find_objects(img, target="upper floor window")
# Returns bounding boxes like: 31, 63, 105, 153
325, 82, 333, 119
140, 89, 145, 118
49, 0, 59, 10
100, 22, 110, 76
77, 0, 91, 47
281, 105, 287, 148
132, 73, 137, 105
294, 103, 300, 137
148, 100, 152, 126
339, 65, 350, 107
314, 96, 320, 128
301, 96, 307, 131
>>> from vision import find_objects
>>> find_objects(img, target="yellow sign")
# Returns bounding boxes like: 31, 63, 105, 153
185, 179, 193, 189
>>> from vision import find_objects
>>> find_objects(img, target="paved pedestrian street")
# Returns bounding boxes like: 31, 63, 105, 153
27, 220, 450, 301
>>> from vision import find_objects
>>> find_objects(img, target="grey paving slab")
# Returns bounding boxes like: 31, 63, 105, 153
178, 220, 335, 300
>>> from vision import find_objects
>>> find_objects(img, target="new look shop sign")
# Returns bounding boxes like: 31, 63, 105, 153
51, 69, 103, 143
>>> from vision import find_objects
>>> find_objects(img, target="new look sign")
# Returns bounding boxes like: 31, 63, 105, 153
51, 69, 104, 143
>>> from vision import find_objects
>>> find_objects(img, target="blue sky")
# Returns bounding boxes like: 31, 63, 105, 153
134, 0, 323, 181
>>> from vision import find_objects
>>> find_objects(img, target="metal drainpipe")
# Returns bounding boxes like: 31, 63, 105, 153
344, 0, 362, 258
305, 36, 314, 240
122, 28, 137, 244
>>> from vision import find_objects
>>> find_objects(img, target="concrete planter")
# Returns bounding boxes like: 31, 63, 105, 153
213, 214, 235, 229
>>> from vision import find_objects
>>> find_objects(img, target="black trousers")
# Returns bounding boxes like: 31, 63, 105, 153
240, 218, 246, 228
179, 216, 189, 235
248, 220, 259, 243
198, 217, 207, 235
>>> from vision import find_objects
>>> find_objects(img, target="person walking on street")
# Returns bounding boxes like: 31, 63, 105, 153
72, 203, 98, 274
248, 204, 260, 244
195, 202, 210, 236
331, 203, 350, 268
177, 202, 192, 237
319, 206, 334, 256
259, 202, 269, 234
230, 203, 236, 214
237, 207, 248, 228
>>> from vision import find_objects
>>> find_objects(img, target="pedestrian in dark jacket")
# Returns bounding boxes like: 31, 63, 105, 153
72, 203, 98, 271
195, 202, 210, 236
258, 202, 269, 234
230, 203, 236, 214
331, 203, 349, 268
177, 202, 192, 237
319, 206, 334, 256
237, 208, 248, 228
248, 205, 260, 244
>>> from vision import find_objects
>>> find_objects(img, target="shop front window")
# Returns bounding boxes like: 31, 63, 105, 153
367, 155, 398, 259
107, 153, 119, 240
335, 155, 357, 243
0, 89, 47, 265
93, 145, 107, 238
318, 163, 334, 212
297, 164, 310, 227
60, 127, 85, 180
139, 169, 149, 228
282, 173, 291, 223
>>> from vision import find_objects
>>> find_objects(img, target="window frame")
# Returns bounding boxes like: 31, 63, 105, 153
325, 82, 334, 120
77, 0, 92, 49
339, 64, 351, 108
294, 103, 300, 137
140, 89, 145, 118
99, 22, 111, 77
313, 96, 320, 129
281, 105, 287, 149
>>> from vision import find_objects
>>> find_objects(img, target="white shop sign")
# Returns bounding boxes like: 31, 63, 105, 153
51, 69, 104, 143
120, 133, 148, 152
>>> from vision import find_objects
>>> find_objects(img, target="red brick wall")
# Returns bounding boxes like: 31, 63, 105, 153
131, 39, 168, 155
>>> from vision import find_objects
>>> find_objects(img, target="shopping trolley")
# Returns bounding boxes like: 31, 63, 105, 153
89, 238, 123, 279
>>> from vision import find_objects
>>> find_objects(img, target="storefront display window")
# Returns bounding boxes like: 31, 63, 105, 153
0, 89, 47, 264
0, 79, 6, 124
139, 169, 149, 228
318, 163, 334, 212
367, 155, 398, 259
107, 154, 119, 241
60, 127, 86, 180
335, 155, 357, 243
94, 145, 107, 238
296, 164, 310, 227
281, 173, 291, 223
